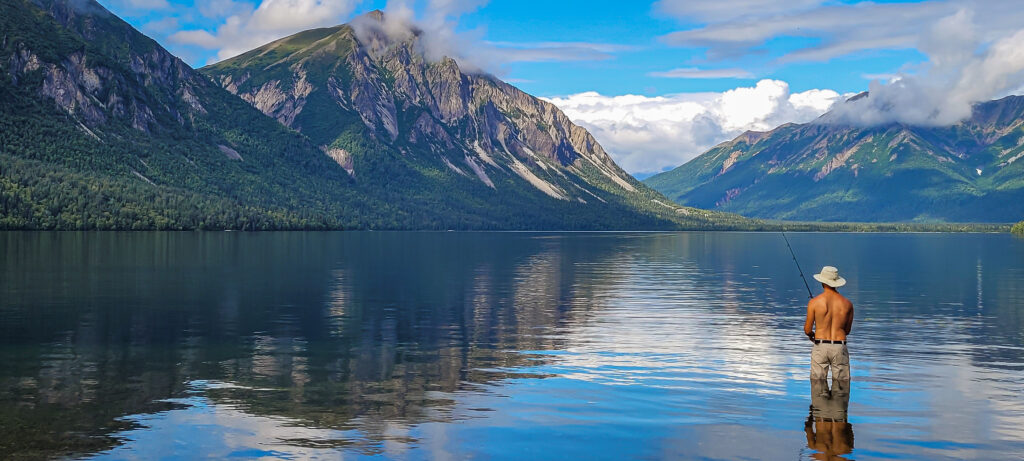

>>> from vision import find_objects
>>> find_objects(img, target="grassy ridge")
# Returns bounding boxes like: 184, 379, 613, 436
645, 99, 1024, 223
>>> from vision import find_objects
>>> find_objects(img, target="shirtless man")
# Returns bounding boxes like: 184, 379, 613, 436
803, 266, 854, 381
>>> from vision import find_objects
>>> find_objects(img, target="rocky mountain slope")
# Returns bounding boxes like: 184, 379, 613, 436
645, 95, 1024, 222
1, 0, 395, 229
201, 11, 730, 228
1, 1, 747, 230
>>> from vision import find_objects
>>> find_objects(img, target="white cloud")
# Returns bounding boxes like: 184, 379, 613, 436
826, 9, 1024, 126
171, 29, 221, 49
197, 0, 253, 19
249, 0, 356, 31
169, 0, 362, 62
657, 1, 1024, 64
860, 73, 902, 83
657, 0, 1024, 127
351, 1, 630, 74
351, 0, 487, 69
141, 16, 179, 35
544, 80, 842, 175
648, 67, 754, 79
660, 1, 953, 61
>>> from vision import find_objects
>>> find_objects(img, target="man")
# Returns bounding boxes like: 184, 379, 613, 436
803, 266, 854, 381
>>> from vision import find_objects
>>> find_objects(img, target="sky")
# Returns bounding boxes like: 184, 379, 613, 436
99, 0, 1024, 177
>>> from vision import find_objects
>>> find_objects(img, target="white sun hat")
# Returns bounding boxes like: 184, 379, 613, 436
813, 266, 847, 288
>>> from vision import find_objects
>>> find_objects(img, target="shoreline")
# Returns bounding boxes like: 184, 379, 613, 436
0, 223, 1013, 234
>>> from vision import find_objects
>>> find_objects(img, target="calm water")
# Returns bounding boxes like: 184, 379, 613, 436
1, 232, 1023, 460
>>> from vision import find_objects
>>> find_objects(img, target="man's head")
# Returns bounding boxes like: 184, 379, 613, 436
813, 266, 847, 290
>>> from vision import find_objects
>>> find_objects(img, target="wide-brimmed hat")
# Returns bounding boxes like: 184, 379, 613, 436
813, 266, 847, 288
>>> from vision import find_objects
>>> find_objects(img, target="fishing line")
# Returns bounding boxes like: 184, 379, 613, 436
782, 232, 814, 299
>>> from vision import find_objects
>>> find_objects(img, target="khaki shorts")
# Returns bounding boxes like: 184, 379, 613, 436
810, 343, 850, 380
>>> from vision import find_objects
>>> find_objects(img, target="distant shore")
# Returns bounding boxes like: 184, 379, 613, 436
755, 221, 1012, 233
0, 222, 1013, 233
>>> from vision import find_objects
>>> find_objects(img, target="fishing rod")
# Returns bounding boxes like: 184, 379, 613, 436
782, 232, 814, 299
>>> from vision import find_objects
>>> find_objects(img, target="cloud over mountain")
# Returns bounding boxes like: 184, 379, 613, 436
349, 0, 629, 75
657, 0, 1024, 127
545, 80, 842, 175
99, 0, 1024, 174
159, 0, 628, 69
825, 9, 1024, 126
169, 0, 361, 62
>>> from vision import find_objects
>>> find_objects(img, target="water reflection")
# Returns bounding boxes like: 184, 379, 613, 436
0, 232, 633, 458
0, 232, 1022, 459
805, 379, 854, 460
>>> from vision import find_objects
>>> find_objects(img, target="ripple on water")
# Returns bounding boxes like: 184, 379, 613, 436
0, 232, 1022, 460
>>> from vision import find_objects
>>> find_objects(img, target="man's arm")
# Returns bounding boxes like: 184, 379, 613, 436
844, 304, 854, 335
804, 300, 816, 340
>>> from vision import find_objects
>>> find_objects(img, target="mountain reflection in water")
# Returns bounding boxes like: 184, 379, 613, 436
0, 232, 1022, 460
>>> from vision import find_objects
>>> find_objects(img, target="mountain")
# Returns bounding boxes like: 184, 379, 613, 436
0, 1, 747, 230
645, 95, 1024, 223
199, 11, 744, 229
1, 0, 396, 230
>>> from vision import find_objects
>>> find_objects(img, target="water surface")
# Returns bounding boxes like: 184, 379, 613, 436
1, 232, 1023, 460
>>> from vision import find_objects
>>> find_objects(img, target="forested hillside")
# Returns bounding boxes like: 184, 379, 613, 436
0, 0, 394, 230
646, 95, 1024, 223
0, 0, 753, 230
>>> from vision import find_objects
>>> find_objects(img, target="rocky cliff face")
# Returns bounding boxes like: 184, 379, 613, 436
645, 95, 1024, 222
203, 11, 647, 205
0, 0, 386, 230
4, 0, 210, 134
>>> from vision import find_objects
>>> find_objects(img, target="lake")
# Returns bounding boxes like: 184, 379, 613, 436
1, 232, 1023, 460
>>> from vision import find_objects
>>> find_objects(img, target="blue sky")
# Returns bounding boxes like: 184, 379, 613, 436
99, 0, 1024, 175
102, 0, 929, 95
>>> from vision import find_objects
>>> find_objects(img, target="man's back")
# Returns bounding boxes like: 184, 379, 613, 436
809, 291, 854, 341
805, 266, 854, 381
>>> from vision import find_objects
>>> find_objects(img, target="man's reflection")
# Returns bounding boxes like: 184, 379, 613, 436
805, 379, 854, 460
